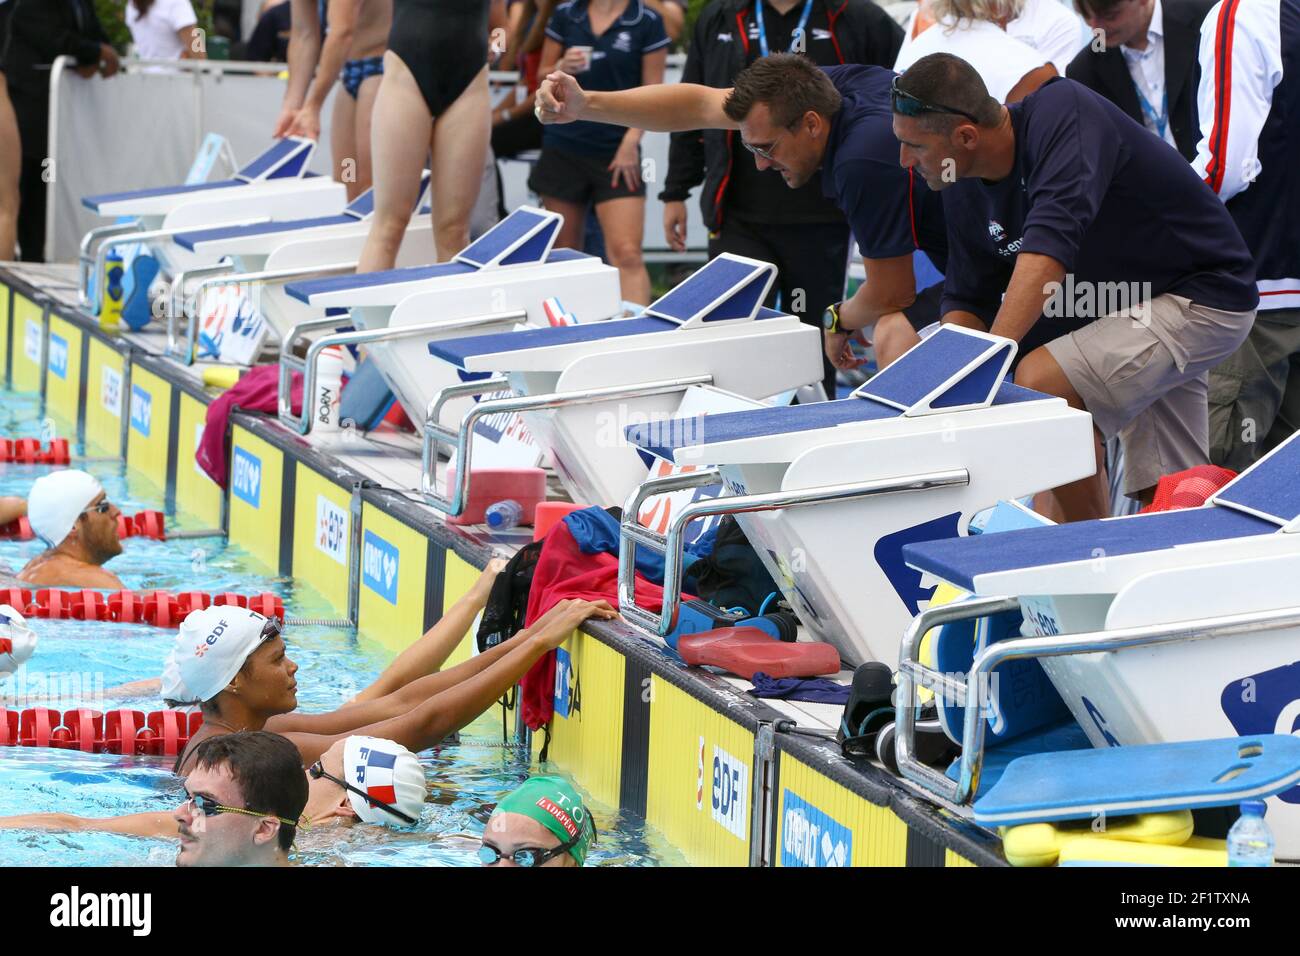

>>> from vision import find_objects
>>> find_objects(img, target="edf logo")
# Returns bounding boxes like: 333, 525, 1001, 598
1222, 662, 1300, 803
361, 530, 400, 605
48, 333, 68, 380
130, 384, 152, 437
710, 744, 749, 839
231, 447, 262, 507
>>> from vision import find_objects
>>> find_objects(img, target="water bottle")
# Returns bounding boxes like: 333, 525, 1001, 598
485, 499, 524, 530
101, 249, 124, 332
315, 345, 345, 432
1227, 800, 1274, 866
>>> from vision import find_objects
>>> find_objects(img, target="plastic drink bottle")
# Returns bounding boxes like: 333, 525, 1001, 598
485, 499, 524, 530
315, 345, 345, 432
1227, 800, 1274, 866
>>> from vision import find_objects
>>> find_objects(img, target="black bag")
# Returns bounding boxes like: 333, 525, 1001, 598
687, 516, 780, 616
475, 538, 544, 654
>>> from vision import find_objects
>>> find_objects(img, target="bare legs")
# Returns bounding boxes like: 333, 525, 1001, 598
359, 55, 491, 271
0, 75, 20, 262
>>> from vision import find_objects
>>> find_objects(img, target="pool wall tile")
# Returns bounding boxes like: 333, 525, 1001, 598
84, 337, 127, 455
228, 425, 285, 574
12, 294, 45, 394
125, 363, 173, 496
174, 392, 222, 529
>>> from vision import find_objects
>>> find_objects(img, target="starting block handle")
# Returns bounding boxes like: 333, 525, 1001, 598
420, 374, 714, 516
277, 310, 527, 435
618, 467, 971, 639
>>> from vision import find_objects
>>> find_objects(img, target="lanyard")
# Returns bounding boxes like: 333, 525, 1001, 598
1134, 84, 1168, 140
754, 0, 814, 58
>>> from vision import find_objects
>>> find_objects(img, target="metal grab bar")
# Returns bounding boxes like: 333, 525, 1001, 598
165, 260, 355, 365
617, 467, 971, 639
276, 309, 527, 435
420, 374, 713, 516
895, 598, 1300, 808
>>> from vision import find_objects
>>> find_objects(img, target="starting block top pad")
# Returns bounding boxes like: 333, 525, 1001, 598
855, 326, 1016, 415
645, 253, 776, 327
83, 138, 316, 212
627, 381, 1045, 461
973, 734, 1300, 825
1211, 432, 1300, 526
284, 248, 588, 304
429, 317, 678, 365
455, 206, 560, 269
903, 506, 1275, 592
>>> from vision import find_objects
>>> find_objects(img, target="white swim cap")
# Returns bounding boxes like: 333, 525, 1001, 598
0, 605, 36, 676
161, 606, 273, 704
342, 735, 427, 828
27, 469, 104, 547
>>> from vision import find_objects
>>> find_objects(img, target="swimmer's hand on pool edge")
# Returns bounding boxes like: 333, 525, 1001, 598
529, 599, 618, 651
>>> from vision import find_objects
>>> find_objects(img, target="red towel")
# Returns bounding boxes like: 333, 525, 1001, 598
196, 365, 302, 489
1140, 464, 1237, 513
519, 519, 690, 730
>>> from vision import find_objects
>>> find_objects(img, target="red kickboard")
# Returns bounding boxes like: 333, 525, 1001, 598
677, 627, 841, 680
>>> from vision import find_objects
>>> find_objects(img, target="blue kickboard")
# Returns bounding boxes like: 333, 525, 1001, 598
1214, 430, 1300, 525
973, 734, 1300, 825
856, 326, 996, 408
83, 179, 240, 211
174, 214, 353, 251
649, 256, 763, 323
903, 506, 1276, 592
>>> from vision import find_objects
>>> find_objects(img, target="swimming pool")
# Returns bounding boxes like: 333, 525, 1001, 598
0, 396, 686, 867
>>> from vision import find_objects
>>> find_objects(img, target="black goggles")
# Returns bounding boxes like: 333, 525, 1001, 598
477, 826, 584, 868
308, 760, 418, 826
184, 791, 303, 828
890, 75, 980, 124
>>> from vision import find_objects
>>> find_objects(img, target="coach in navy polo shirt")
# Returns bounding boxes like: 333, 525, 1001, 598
892, 52, 1257, 522
536, 53, 951, 376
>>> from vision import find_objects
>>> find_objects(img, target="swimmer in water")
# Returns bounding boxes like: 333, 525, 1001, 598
18, 469, 124, 589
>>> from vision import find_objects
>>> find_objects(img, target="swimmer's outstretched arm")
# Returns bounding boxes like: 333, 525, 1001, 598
0, 811, 176, 838
266, 596, 583, 736
349, 558, 507, 704
536, 71, 735, 134
0, 496, 26, 526
285, 599, 617, 764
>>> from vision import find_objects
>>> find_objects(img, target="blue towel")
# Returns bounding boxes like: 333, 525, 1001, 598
748, 672, 851, 705
562, 507, 716, 584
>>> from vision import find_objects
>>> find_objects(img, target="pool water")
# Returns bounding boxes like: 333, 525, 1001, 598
0, 396, 685, 867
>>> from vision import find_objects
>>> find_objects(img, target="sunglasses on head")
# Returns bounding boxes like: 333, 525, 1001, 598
477, 826, 585, 868
890, 75, 980, 124
183, 791, 303, 829
308, 760, 418, 826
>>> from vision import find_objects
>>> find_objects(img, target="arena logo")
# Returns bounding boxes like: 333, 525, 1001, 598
48, 332, 69, 380
781, 791, 852, 867
1043, 275, 1154, 322
231, 447, 262, 507
361, 530, 400, 605
129, 384, 152, 438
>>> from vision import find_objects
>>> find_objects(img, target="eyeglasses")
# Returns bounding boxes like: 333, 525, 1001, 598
478, 826, 584, 868
308, 760, 418, 826
740, 123, 795, 161
80, 499, 112, 517
890, 75, 980, 124
182, 791, 304, 829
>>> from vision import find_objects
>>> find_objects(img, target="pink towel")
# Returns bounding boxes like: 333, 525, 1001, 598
197, 365, 301, 489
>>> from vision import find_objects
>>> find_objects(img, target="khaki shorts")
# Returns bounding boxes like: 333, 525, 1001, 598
1045, 293, 1255, 496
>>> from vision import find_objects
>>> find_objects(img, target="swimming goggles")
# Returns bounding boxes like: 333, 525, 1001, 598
182, 791, 304, 829
477, 827, 584, 868
307, 760, 418, 826
890, 75, 980, 123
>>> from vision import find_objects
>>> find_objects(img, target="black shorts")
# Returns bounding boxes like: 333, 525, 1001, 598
529, 144, 646, 205
903, 281, 943, 331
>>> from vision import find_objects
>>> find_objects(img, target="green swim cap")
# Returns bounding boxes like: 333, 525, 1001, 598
493, 776, 595, 865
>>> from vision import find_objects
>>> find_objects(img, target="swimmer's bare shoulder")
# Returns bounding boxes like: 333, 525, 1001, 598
18, 553, 125, 589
